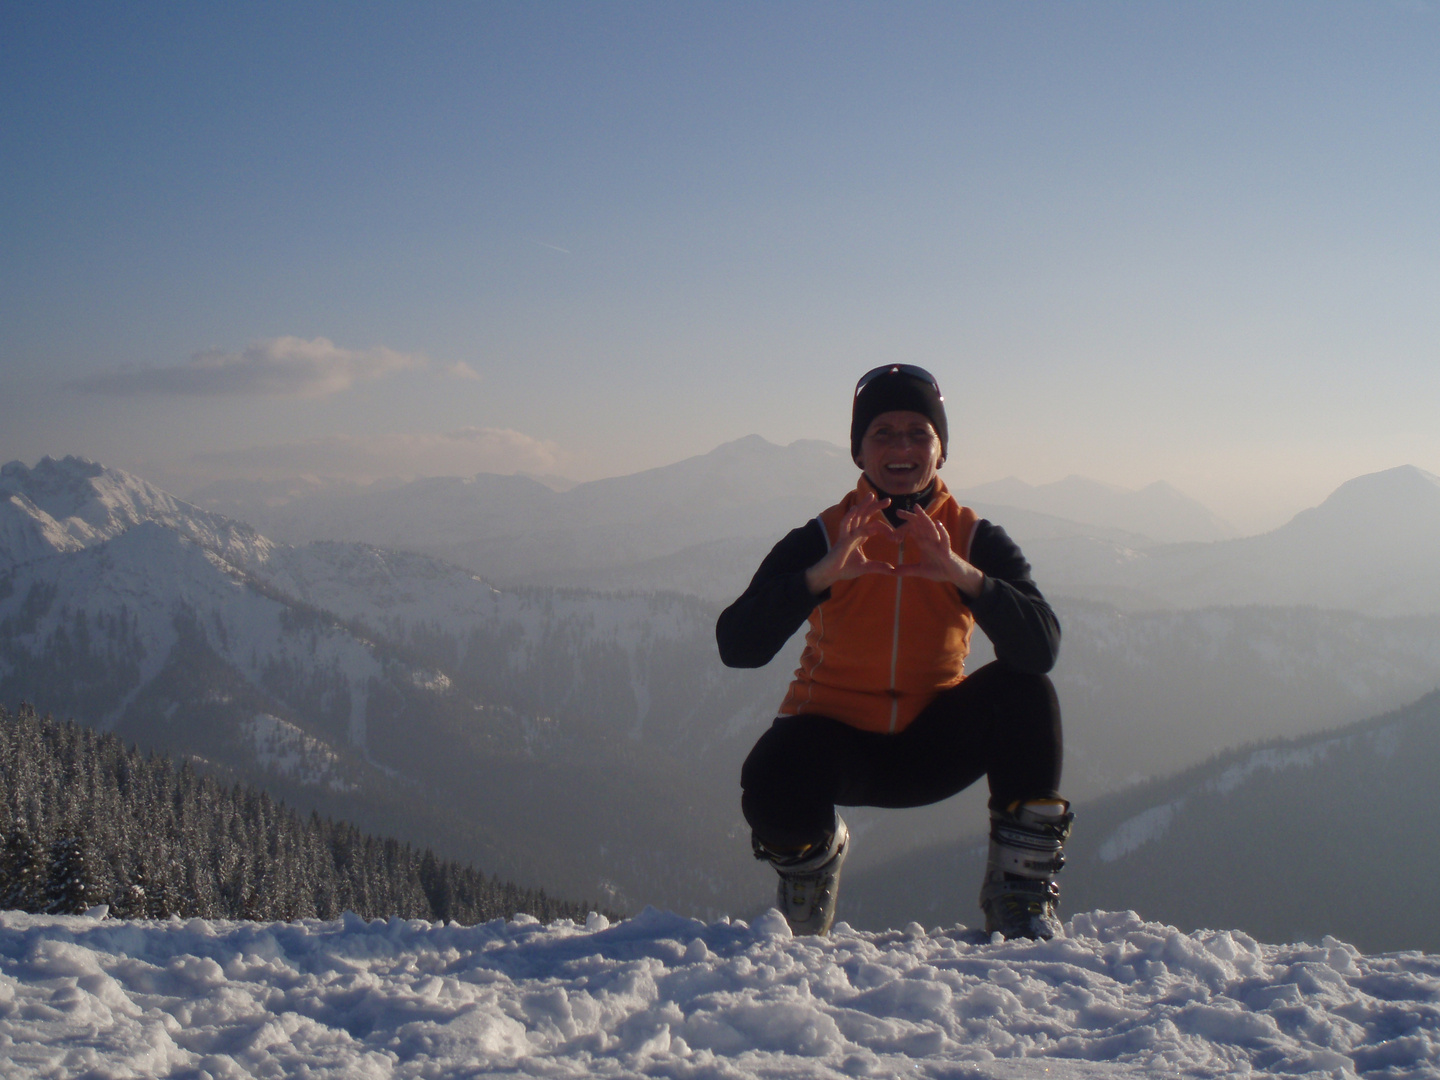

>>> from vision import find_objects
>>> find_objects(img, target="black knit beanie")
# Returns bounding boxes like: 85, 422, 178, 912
850, 366, 948, 464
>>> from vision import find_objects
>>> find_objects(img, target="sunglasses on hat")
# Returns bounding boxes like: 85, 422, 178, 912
854, 364, 943, 399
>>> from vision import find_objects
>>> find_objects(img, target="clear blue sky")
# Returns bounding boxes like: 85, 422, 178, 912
3, 1, 1437, 530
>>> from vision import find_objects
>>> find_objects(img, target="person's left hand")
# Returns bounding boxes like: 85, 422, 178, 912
892, 507, 985, 597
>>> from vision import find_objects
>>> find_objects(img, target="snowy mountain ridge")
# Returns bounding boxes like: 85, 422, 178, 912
0, 456, 788, 914
846, 689, 1440, 953
1094, 720, 1401, 863
0, 456, 744, 738
0, 455, 277, 574
1049, 599, 1440, 794
0, 458, 730, 752
0, 519, 389, 749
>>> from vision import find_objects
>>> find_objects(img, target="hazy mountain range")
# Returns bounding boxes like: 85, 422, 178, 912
960, 473, 1238, 543
1, 458, 783, 915
190, 437, 1440, 617
5, 449, 1440, 942
844, 688, 1440, 954
191, 437, 860, 599
190, 437, 1202, 601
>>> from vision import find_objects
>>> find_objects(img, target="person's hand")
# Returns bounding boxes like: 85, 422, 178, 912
892, 507, 985, 597
804, 490, 896, 594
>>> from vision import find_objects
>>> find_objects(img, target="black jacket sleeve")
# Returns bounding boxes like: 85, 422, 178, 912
716, 520, 828, 668
965, 520, 1061, 674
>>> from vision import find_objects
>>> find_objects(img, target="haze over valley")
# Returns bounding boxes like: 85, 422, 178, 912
5, 445, 1440, 947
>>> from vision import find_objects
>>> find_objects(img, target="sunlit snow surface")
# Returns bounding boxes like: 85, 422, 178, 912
1, 908, 1436, 1079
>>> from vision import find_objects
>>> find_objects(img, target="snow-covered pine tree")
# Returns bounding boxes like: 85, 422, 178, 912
1, 829, 48, 910
45, 835, 97, 915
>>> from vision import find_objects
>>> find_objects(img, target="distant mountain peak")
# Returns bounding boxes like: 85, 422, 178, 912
0, 453, 274, 574
706, 435, 851, 459
1286, 464, 1440, 530
1051, 474, 1131, 495
516, 470, 579, 493
719, 433, 773, 450
1135, 479, 1189, 497
1324, 463, 1440, 500
956, 473, 1236, 544
1, 454, 105, 482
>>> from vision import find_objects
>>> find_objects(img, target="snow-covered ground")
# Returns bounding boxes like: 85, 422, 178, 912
2, 907, 1435, 1078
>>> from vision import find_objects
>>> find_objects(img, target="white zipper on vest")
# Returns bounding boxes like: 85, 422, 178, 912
888, 540, 904, 733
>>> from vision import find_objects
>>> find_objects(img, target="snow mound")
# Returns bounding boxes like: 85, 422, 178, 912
2, 907, 1435, 1078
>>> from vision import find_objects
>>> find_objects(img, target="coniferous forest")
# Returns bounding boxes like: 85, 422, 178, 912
0, 703, 606, 924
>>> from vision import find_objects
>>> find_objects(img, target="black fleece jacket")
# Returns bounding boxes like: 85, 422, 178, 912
716, 517, 1060, 675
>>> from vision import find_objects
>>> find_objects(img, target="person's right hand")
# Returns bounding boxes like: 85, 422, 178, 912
804, 490, 895, 595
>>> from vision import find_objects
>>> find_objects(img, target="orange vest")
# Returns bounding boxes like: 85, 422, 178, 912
778, 476, 980, 734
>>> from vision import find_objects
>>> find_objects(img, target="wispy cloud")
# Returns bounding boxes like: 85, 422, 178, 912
70, 336, 448, 397
192, 427, 567, 482
441, 360, 482, 382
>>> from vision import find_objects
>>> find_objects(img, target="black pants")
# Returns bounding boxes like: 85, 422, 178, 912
740, 661, 1063, 851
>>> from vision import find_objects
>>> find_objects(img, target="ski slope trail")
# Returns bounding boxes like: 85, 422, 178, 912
1, 907, 1435, 1078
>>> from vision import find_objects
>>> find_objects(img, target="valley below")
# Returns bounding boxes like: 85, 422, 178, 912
5, 446, 1440, 946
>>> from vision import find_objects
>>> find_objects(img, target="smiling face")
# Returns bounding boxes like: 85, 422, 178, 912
857, 410, 945, 496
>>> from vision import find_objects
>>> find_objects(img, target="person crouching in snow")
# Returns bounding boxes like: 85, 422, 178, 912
716, 364, 1072, 939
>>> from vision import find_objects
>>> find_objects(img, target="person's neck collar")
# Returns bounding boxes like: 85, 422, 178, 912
860, 474, 943, 525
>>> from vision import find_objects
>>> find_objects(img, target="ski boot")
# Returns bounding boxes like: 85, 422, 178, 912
754, 814, 849, 936
979, 799, 1073, 940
